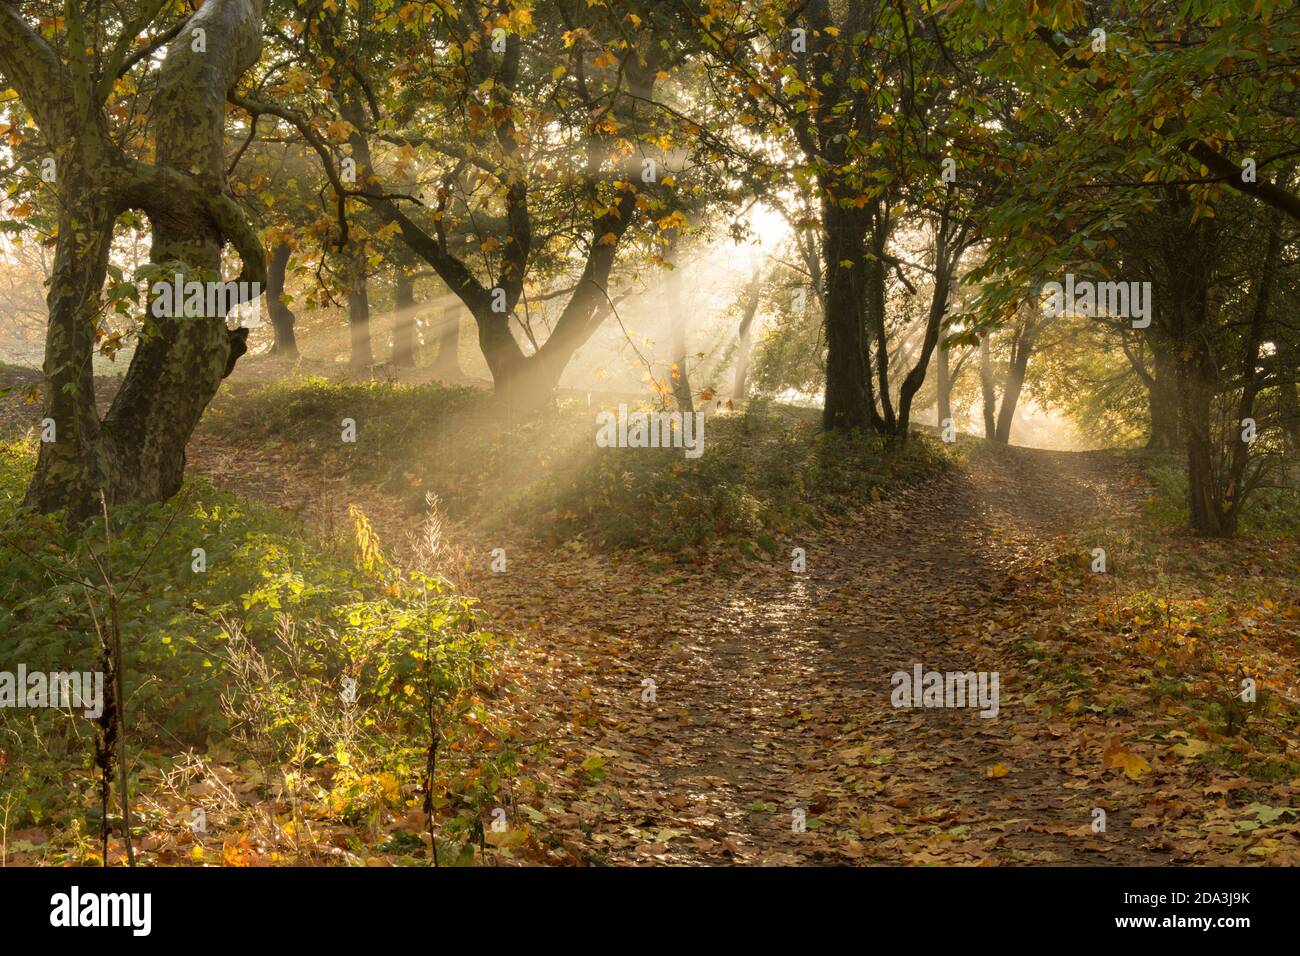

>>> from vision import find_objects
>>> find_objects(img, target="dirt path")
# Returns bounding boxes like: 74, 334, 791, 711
466, 444, 1179, 865
178, 407, 1289, 866
4, 369, 1293, 865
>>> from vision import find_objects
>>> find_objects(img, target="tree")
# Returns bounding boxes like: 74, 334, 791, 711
389, 259, 419, 368
691, 0, 878, 430
731, 266, 762, 400
265, 240, 298, 357
990, 307, 1050, 444
225, 139, 328, 361
957, 1, 1300, 535
2, 0, 266, 518
341, 236, 374, 369
232, 0, 701, 408
428, 300, 466, 383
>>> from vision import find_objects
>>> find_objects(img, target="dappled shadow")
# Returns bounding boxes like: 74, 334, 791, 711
468, 443, 1167, 865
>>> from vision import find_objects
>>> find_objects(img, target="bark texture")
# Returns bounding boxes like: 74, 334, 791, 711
9, 0, 267, 518
267, 241, 298, 356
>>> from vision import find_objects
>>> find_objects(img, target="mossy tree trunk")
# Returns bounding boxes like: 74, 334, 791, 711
2, 0, 267, 519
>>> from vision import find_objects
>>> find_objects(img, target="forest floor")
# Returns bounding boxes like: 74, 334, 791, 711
183, 391, 1300, 866
3, 361, 1298, 866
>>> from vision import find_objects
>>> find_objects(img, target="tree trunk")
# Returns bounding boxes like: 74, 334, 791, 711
267, 241, 297, 357
979, 333, 997, 439
1159, 206, 1231, 537
1146, 345, 1181, 450
23, 189, 116, 514
733, 268, 761, 401
1170, 241, 1226, 536
668, 271, 693, 413
24, 0, 266, 518
994, 353, 1027, 444
936, 344, 952, 427
1280, 333, 1300, 455
865, 214, 895, 430
100, 0, 264, 507
821, 203, 874, 431
993, 316, 1041, 445
896, 218, 960, 439
390, 266, 417, 367
1221, 209, 1281, 527
1178, 357, 1225, 536
430, 302, 464, 382
346, 255, 373, 369
895, 289, 946, 439
491, 345, 565, 411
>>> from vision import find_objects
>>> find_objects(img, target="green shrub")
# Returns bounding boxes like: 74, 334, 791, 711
202, 379, 949, 552
0, 437, 505, 851
531, 401, 944, 550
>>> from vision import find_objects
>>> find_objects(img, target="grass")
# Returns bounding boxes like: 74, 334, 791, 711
200, 377, 952, 553
0, 435, 509, 864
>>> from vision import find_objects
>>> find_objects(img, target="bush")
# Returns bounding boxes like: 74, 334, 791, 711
1138, 449, 1300, 537
201, 379, 949, 553
0, 437, 507, 861
531, 399, 945, 550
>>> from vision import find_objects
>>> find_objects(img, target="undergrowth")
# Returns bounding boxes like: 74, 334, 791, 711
0, 436, 514, 865
201, 378, 950, 552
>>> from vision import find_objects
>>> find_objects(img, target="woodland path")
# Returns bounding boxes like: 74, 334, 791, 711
1, 372, 1292, 865
179, 411, 1192, 865
458, 444, 1176, 865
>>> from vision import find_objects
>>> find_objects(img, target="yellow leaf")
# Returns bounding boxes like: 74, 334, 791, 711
986, 762, 1010, 779
325, 118, 354, 142
1171, 738, 1212, 759
1104, 736, 1151, 779
485, 824, 529, 848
